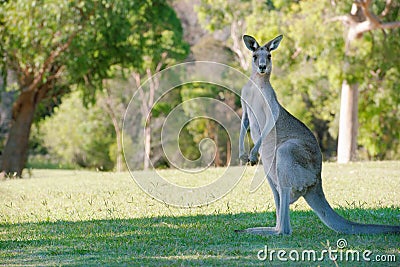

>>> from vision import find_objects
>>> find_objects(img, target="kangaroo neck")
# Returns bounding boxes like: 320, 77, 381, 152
251, 72, 279, 106
251, 70, 271, 84
250, 72, 281, 121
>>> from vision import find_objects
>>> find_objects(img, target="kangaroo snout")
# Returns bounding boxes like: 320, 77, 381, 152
258, 64, 267, 73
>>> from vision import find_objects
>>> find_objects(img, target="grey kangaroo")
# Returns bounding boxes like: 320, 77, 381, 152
238, 34, 400, 235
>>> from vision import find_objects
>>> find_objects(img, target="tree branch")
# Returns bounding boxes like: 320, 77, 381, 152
331, 0, 400, 43
152, 52, 167, 95
380, 0, 392, 17
103, 85, 121, 135
146, 68, 155, 111
46, 65, 65, 83
132, 72, 149, 117
381, 21, 400, 30
327, 15, 352, 25
355, 0, 380, 27
35, 65, 65, 102
28, 30, 78, 91
231, 19, 249, 71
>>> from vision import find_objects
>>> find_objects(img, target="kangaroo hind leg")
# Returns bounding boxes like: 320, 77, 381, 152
238, 185, 291, 235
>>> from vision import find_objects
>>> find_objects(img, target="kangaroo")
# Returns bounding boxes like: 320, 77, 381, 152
237, 34, 400, 235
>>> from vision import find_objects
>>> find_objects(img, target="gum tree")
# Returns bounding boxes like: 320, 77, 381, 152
332, 0, 400, 162
0, 0, 186, 176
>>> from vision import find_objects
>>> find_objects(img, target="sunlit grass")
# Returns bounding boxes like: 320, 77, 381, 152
0, 162, 399, 266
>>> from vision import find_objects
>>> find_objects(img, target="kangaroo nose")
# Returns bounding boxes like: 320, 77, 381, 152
259, 64, 266, 72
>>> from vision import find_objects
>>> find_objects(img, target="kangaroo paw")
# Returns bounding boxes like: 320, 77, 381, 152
249, 150, 259, 165
249, 156, 258, 166
239, 153, 249, 164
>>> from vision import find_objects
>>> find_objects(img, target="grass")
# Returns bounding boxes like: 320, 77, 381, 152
0, 161, 399, 266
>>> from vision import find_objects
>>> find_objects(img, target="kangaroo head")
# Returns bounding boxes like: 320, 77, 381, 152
243, 34, 283, 76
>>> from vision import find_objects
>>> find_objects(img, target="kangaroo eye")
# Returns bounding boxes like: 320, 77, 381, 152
253, 55, 257, 61
268, 54, 271, 60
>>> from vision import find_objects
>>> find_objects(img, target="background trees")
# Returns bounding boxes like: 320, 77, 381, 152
33, 91, 115, 170
197, 0, 400, 161
332, 0, 400, 162
1, 0, 398, 175
0, 0, 188, 175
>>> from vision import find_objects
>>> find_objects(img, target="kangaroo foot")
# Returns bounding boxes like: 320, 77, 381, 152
235, 226, 288, 235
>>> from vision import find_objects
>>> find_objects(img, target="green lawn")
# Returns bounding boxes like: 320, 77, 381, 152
1, 162, 399, 266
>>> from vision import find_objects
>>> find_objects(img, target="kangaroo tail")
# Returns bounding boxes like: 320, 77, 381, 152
303, 181, 400, 234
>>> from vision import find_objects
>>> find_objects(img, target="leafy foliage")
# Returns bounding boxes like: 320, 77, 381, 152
197, 0, 400, 160
2, 0, 399, 172
0, 0, 189, 172
0, 0, 188, 123
36, 91, 115, 170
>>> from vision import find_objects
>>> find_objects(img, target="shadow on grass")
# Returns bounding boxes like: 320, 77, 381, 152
1, 208, 399, 266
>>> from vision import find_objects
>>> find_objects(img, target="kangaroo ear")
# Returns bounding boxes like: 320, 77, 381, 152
266, 35, 283, 52
243, 35, 260, 52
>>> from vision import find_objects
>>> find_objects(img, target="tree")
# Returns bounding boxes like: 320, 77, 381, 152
98, 82, 126, 172
331, 0, 400, 163
132, 58, 165, 170
0, 0, 186, 176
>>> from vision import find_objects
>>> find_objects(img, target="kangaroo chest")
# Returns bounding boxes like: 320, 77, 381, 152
242, 82, 280, 143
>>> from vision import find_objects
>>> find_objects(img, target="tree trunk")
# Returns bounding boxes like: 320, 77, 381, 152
144, 123, 151, 170
1, 91, 36, 176
231, 19, 249, 71
102, 90, 124, 172
110, 116, 123, 172
333, 1, 400, 163
337, 80, 358, 163
226, 138, 231, 167
115, 129, 123, 172
214, 123, 221, 167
